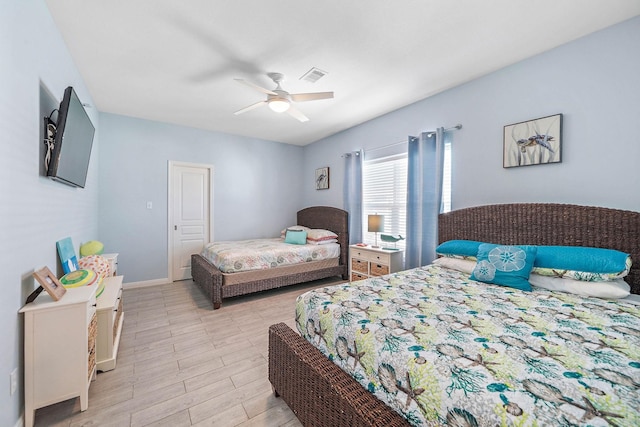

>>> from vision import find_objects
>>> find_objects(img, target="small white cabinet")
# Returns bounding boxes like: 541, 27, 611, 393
96, 275, 124, 372
20, 286, 97, 427
349, 245, 404, 281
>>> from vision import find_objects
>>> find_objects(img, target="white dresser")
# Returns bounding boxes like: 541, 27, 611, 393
20, 286, 97, 427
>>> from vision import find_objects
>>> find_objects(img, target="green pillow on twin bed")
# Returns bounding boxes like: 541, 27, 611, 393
284, 229, 308, 245
470, 243, 537, 291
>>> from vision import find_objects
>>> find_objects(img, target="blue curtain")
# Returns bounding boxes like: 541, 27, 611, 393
343, 150, 363, 244
405, 128, 446, 269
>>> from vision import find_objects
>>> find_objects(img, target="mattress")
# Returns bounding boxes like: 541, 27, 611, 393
222, 258, 339, 286
201, 238, 340, 273
296, 264, 640, 426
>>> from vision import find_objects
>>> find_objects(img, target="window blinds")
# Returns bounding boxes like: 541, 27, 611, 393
363, 154, 408, 250
362, 141, 451, 249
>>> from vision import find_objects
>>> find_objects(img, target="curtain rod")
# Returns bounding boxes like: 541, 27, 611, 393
365, 123, 463, 154
425, 123, 463, 137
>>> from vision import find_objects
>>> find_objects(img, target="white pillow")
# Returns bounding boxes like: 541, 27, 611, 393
307, 239, 338, 245
433, 257, 475, 274
307, 228, 338, 241
433, 257, 631, 300
529, 274, 630, 299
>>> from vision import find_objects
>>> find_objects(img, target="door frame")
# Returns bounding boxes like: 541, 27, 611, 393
167, 160, 214, 282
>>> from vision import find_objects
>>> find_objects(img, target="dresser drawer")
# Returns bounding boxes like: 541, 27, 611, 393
351, 272, 368, 281
351, 258, 368, 273
370, 263, 389, 276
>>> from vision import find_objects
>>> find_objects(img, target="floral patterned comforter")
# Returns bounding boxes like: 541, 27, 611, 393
201, 238, 340, 273
296, 264, 640, 426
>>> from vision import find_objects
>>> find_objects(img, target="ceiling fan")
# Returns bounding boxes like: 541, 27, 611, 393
234, 72, 334, 122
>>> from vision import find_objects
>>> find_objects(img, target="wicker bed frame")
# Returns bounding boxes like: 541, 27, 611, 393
268, 203, 640, 426
191, 206, 349, 309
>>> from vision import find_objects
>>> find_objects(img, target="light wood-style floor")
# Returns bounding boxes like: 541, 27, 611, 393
34, 277, 345, 427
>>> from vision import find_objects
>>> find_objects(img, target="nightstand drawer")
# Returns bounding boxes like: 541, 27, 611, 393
351, 249, 390, 264
351, 272, 368, 281
351, 258, 368, 273
370, 263, 389, 276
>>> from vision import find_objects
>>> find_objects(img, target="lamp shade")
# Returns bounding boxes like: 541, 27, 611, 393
268, 98, 290, 113
368, 214, 385, 233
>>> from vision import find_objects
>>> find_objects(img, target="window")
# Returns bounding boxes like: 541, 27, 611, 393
363, 153, 408, 250
362, 141, 451, 249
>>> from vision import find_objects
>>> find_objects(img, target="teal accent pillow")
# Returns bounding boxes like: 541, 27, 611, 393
470, 243, 537, 291
534, 246, 630, 274
435, 240, 484, 258
284, 229, 307, 245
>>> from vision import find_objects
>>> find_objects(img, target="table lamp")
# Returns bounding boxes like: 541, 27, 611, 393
368, 214, 385, 248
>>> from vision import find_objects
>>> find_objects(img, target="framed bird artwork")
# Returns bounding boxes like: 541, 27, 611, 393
503, 114, 562, 168
315, 167, 329, 190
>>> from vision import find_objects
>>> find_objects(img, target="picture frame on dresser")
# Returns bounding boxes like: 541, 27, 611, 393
33, 266, 66, 301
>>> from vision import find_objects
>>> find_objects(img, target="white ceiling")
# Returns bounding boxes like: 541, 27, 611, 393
45, 1, 640, 146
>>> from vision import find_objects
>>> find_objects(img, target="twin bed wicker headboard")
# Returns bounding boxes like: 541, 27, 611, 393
298, 206, 349, 269
438, 203, 640, 295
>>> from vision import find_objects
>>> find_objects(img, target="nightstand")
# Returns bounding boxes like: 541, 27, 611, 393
349, 245, 404, 281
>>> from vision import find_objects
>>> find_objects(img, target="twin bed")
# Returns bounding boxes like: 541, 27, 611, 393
268, 203, 640, 426
191, 206, 349, 309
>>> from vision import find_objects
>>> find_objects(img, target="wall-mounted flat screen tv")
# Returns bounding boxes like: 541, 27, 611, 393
47, 86, 95, 188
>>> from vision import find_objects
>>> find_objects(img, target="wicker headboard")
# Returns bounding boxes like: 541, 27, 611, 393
439, 203, 640, 295
298, 206, 349, 268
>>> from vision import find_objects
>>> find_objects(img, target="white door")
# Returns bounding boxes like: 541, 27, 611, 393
169, 162, 213, 281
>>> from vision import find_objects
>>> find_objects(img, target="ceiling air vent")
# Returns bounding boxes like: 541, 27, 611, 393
300, 67, 327, 83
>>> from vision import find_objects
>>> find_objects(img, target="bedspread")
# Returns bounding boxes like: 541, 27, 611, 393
201, 238, 340, 273
296, 264, 640, 426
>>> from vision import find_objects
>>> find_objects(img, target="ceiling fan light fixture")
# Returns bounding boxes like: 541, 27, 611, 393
268, 98, 290, 113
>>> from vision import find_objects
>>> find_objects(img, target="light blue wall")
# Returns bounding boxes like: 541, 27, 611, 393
303, 16, 640, 214
98, 114, 305, 283
1, 1, 100, 425
3, 4, 639, 425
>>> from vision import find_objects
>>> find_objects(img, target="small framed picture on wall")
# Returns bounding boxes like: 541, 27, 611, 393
315, 167, 329, 190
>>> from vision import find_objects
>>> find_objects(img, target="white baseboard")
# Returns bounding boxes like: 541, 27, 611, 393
123, 277, 171, 289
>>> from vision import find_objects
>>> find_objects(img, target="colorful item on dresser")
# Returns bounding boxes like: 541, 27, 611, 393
79, 240, 104, 257
78, 255, 110, 297
60, 269, 97, 288
78, 255, 111, 281
296, 264, 640, 426
56, 237, 79, 274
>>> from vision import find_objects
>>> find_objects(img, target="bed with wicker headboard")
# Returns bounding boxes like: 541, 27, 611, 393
191, 206, 349, 309
268, 203, 640, 427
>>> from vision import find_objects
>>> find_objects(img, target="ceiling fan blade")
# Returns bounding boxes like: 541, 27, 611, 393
234, 78, 277, 95
290, 92, 334, 102
234, 101, 267, 115
287, 106, 309, 122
